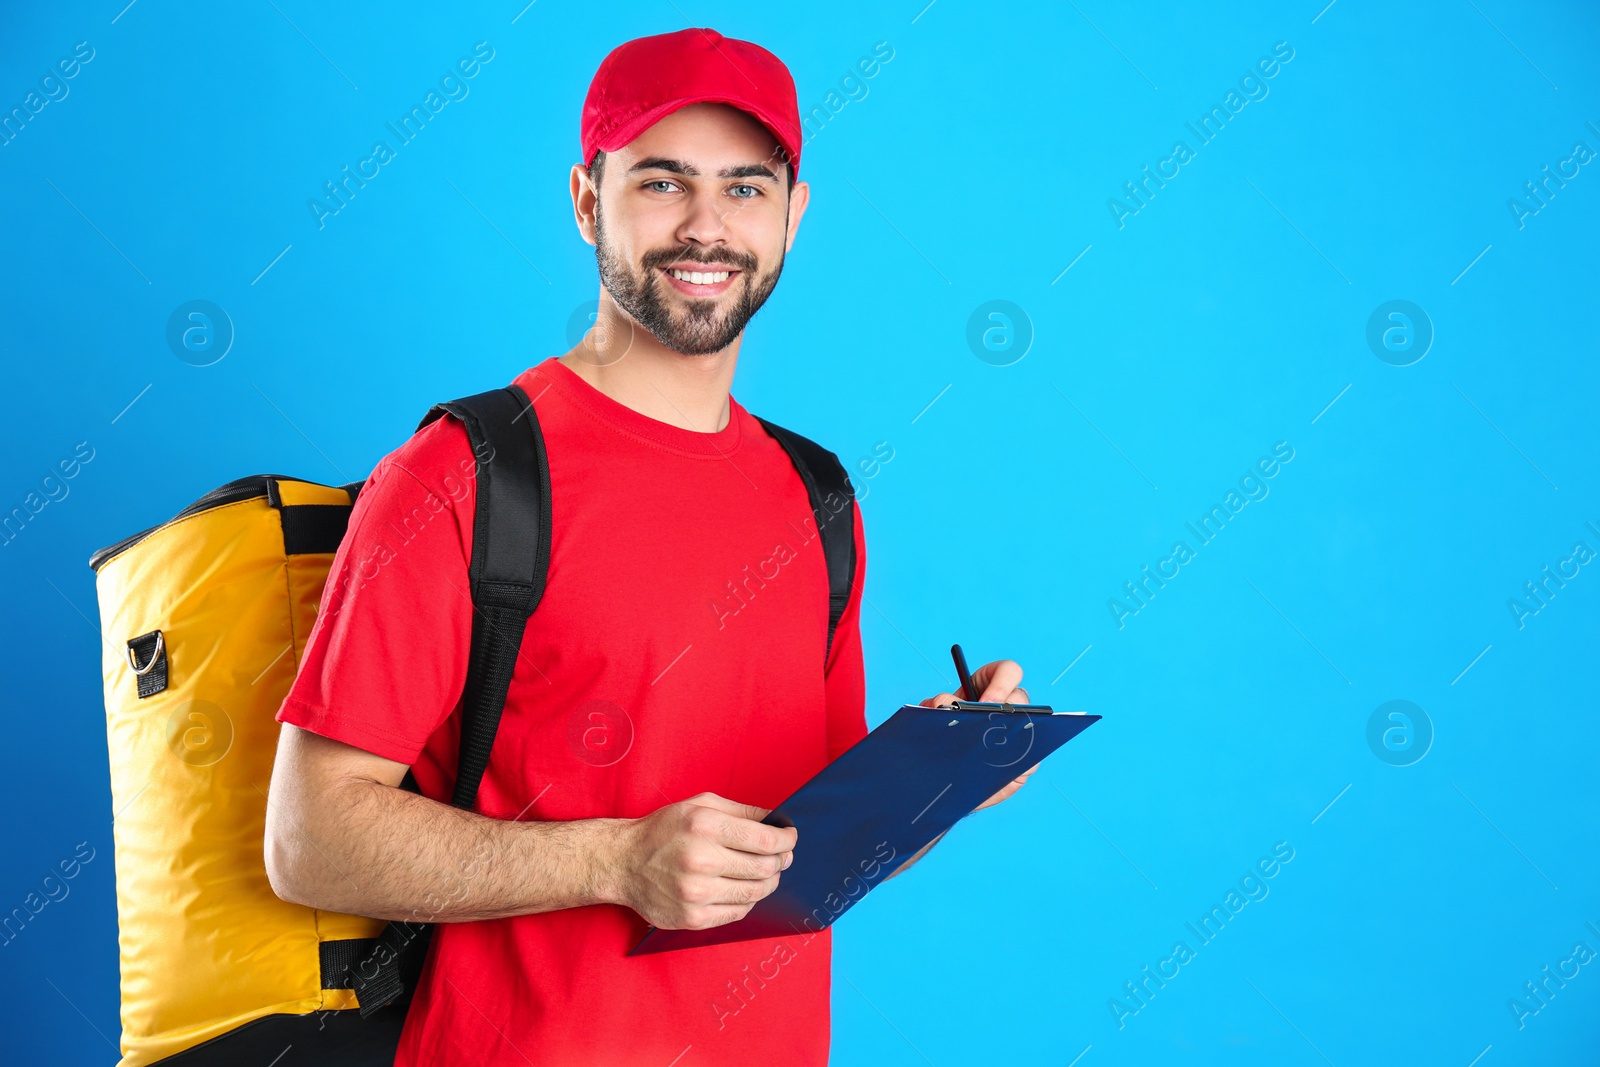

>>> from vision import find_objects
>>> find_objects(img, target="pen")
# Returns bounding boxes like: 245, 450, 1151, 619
950, 643, 978, 701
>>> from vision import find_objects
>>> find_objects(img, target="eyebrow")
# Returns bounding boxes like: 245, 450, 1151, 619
627, 156, 779, 182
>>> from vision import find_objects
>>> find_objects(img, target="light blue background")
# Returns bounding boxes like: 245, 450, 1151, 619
3, 1, 1598, 1063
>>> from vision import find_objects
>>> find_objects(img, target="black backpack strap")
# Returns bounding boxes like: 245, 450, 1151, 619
754, 417, 858, 659
417, 383, 552, 811
356, 384, 551, 1018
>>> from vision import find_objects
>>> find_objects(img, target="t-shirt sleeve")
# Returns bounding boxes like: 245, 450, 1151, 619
822, 503, 869, 763
276, 417, 479, 765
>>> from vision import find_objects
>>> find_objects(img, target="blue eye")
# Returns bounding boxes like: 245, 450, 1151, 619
646, 180, 677, 193
730, 184, 761, 198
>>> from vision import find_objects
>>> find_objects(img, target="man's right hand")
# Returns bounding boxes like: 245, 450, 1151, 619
609, 792, 796, 931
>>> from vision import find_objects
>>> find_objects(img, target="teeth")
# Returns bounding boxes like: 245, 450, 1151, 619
669, 269, 730, 284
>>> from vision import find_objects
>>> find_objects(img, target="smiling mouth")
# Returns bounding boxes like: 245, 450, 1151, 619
659, 266, 741, 296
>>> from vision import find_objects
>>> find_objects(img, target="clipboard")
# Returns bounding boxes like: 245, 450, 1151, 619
629, 701, 1099, 955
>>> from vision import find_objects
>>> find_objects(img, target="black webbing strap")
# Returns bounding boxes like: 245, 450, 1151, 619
319, 937, 377, 989
352, 384, 551, 1018
753, 417, 858, 658
348, 921, 432, 1017
265, 477, 356, 556
418, 384, 552, 811
278, 505, 352, 555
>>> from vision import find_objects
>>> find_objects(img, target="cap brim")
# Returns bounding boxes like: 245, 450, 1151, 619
593, 94, 798, 179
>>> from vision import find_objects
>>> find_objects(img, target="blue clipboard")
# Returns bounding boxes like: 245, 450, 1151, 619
629, 701, 1099, 955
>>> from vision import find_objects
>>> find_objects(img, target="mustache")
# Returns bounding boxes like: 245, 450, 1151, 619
641, 246, 757, 272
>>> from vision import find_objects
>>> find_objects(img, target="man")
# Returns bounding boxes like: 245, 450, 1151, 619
265, 27, 1035, 1066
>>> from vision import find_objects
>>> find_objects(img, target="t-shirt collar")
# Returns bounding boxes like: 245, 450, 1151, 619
530, 357, 746, 457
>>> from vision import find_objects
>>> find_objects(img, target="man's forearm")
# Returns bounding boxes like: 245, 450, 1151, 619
267, 776, 631, 923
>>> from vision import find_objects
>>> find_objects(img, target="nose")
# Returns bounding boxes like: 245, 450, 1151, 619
674, 187, 731, 249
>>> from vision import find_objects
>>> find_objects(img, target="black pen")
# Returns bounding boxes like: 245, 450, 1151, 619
950, 643, 978, 701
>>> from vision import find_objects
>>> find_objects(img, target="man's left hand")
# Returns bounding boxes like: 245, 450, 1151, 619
918, 658, 1040, 812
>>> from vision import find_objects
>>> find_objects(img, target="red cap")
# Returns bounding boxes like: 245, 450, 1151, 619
581, 28, 802, 182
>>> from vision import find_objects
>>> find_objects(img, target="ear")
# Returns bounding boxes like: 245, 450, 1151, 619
783, 179, 810, 255
571, 162, 598, 247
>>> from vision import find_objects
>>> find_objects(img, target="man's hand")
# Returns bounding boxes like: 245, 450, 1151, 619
919, 658, 1040, 812
610, 792, 796, 931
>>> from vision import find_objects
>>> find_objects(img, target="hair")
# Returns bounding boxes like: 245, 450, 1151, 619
587, 149, 794, 193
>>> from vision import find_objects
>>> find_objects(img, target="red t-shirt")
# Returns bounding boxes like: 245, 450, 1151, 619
277, 357, 868, 1066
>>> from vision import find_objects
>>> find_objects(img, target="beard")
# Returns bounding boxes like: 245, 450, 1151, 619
593, 204, 786, 356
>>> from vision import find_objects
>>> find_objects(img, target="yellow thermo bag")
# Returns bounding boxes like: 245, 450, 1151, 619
90, 475, 399, 1066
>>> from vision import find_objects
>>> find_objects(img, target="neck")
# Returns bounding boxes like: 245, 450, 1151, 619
557, 292, 740, 433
